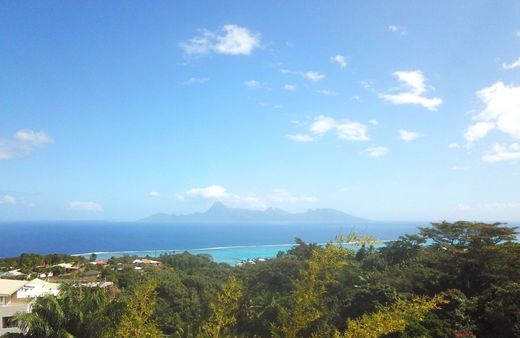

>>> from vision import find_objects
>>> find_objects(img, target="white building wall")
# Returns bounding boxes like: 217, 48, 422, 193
0, 303, 30, 336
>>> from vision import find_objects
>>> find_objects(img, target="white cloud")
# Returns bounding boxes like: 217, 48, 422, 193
283, 84, 296, 91
464, 122, 495, 143
288, 134, 314, 142
517, 30, 520, 37
244, 80, 260, 88
368, 119, 379, 126
361, 81, 373, 90
502, 57, 520, 70
69, 201, 103, 212
180, 24, 260, 56
317, 89, 338, 96
149, 191, 160, 198
464, 82, 520, 143
399, 129, 421, 142
310, 115, 336, 134
186, 185, 228, 199
448, 143, 461, 149
266, 189, 317, 203
291, 115, 369, 142
179, 185, 317, 209
379, 70, 442, 111
336, 122, 369, 141
304, 71, 326, 81
280, 68, 297, 75
364, 146, 389, 157
330, 55, 347, 68
15, 129, 53, 145
388, 25, 407, 36
280, 68, 325, 82
482, 143, 520, 162
186, 77, 209, 85
0, 129, 53, 160
502, 57, 520, 69
0, 194, 17, 205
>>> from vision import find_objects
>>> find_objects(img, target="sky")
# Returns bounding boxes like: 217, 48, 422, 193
1, 1, 520, 222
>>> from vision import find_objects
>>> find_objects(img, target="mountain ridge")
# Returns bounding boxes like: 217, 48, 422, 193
140, 202, 370, 224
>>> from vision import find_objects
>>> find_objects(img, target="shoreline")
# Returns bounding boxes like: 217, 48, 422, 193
72, 241, 391, 265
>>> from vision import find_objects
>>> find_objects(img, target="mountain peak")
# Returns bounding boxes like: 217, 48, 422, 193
207, 201, 228, 212
141, 204, 369, 224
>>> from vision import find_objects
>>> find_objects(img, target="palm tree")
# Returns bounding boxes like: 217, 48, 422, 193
10, 284, 117, 338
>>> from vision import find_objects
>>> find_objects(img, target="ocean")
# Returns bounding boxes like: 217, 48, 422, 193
0, 221, 425, 264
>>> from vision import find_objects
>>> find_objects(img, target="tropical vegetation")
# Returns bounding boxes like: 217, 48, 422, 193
2, 221, 519, 337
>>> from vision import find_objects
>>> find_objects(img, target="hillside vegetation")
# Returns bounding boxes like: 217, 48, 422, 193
4, 221, 520, 338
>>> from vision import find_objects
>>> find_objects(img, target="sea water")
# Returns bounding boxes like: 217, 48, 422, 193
0, 221, 424, 264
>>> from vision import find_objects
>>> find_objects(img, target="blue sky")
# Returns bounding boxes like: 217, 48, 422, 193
1, 1, 520, 221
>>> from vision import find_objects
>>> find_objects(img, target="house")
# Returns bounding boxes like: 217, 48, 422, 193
16, 279, 60, 299
133, 258, 161, 267
1, 270, 26, 279
90, 259, 109, 266
53, 263, 79, 271
0, 279, 30, 335
0, 279, 60, 335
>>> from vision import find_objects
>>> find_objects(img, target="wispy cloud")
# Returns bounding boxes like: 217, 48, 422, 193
317, 89, 338, 96
399, 129, 421, 142
0, 194, 17, 205
379, 70, 442, 111
180, 24, 261, 56
178, 185, 317, 209
283, 84, 296, 91
464, 82, 520, 144
502, 57, 520, 70
0, 129, 53, 160
448, 143, 461, 149
266, 189, 317, 203
482, 143, 520, 162
149, 191, 160, 198
364, 146, 389, 157
388, 25, 407, 36
244, 80, 261, 88
289, 115, 369, 143
330, 54, 347, 68
304, 115, 370, 141
368, 119, 379, 126
69, 201, 103, 212
281, 69, 325, 82
287, 134, 314, 142
304, 71, 326, 81
185, 77, 209, 85
186, 185, 228, 199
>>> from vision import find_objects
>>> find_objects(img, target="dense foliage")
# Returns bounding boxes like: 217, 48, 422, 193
3, 221, 519, 337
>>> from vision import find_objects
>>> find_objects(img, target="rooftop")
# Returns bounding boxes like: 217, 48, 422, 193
0, 279, 26, 296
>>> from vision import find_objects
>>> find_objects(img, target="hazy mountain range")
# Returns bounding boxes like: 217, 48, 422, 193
140, 202, 369, 224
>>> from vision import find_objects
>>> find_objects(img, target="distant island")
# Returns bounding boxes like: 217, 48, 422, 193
140, 201, 370, 224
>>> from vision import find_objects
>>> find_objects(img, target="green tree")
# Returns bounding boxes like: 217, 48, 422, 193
202, 275, 243, 338
474, 282, 520, 337
272, 234, 374, 338
340, 295, 446, 338
115, 279, 162, 338
13, 284, 115, 338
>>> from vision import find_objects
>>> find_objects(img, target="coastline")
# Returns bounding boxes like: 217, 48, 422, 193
72, 241, 390, 265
